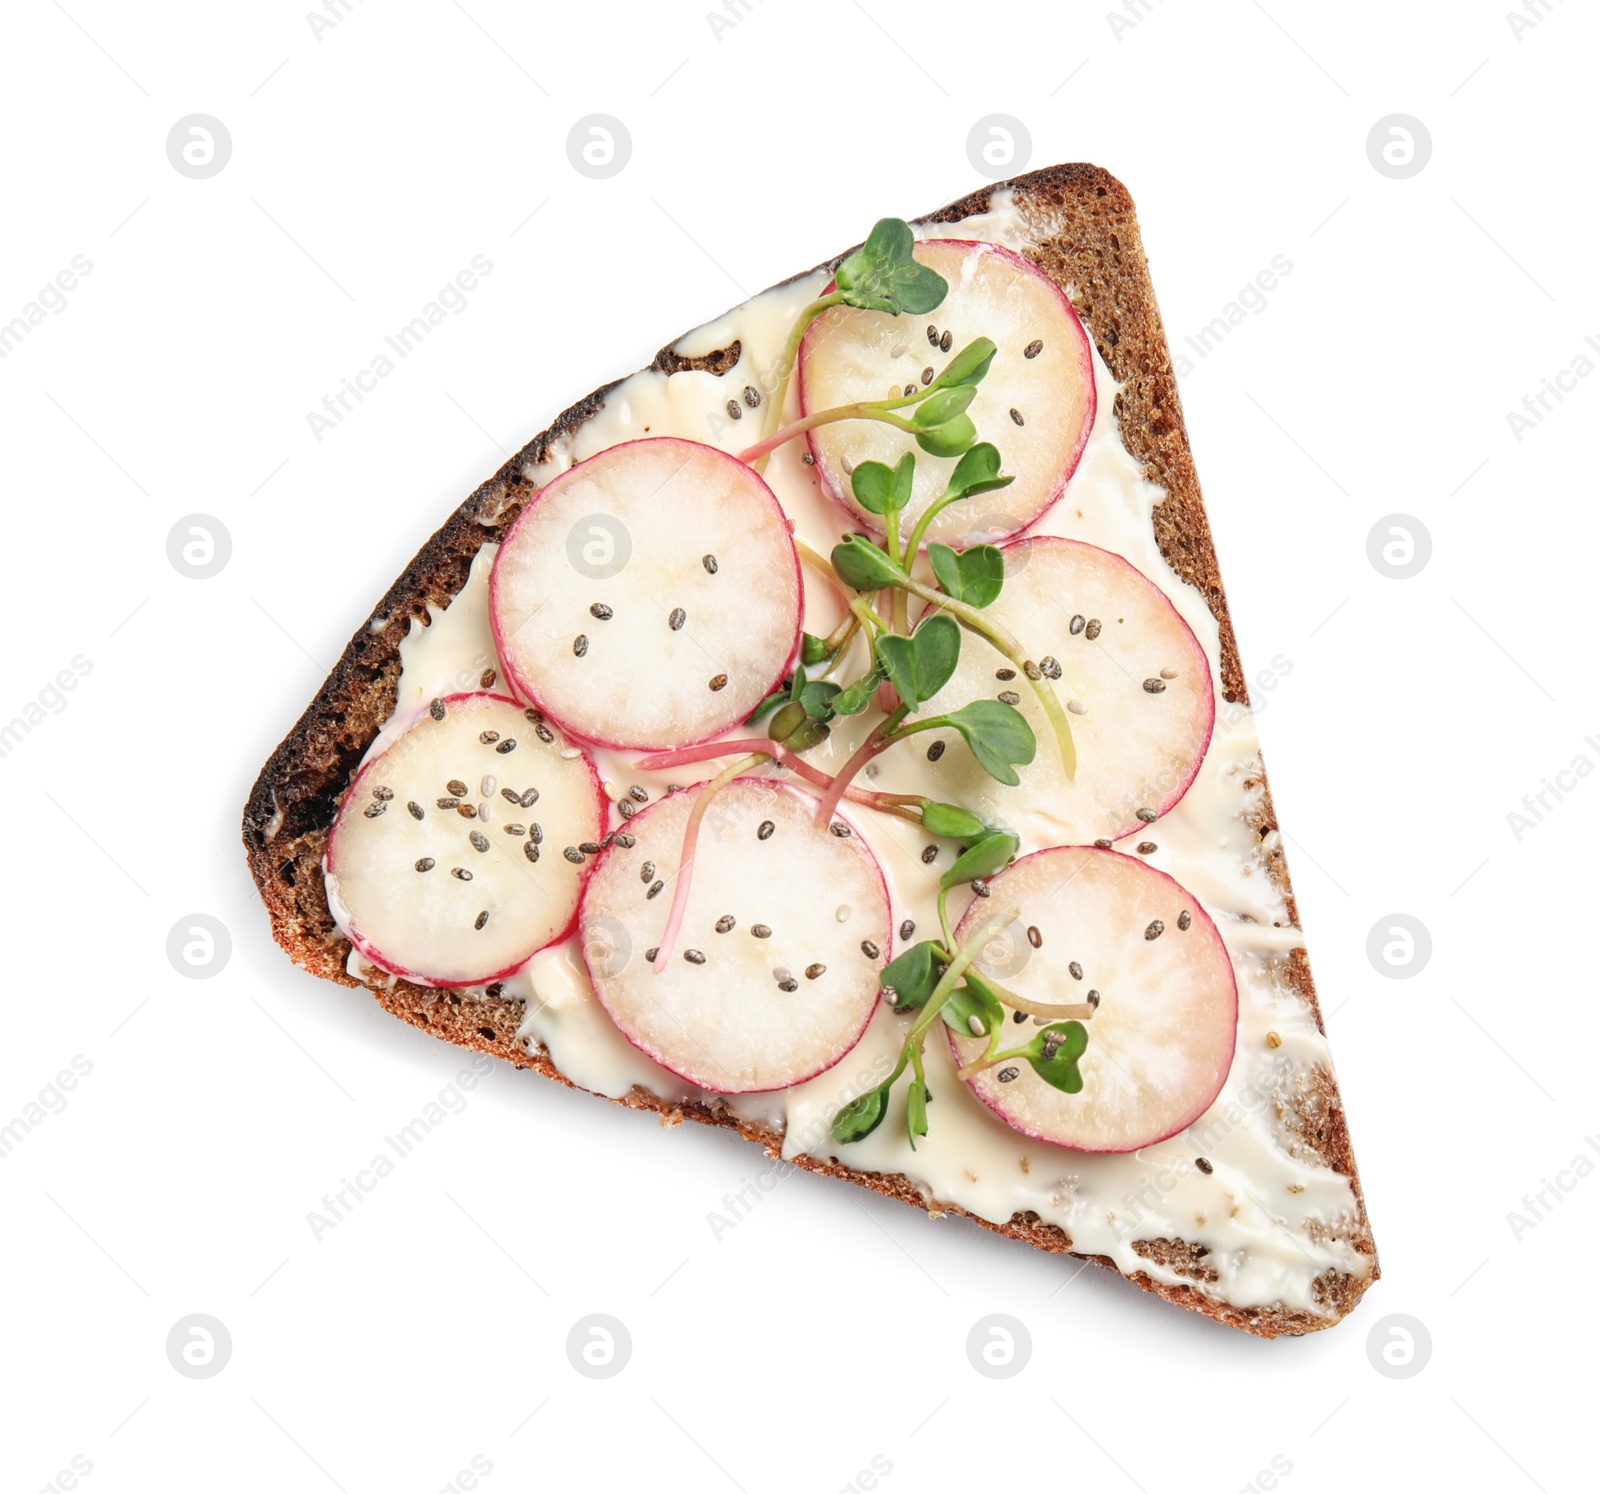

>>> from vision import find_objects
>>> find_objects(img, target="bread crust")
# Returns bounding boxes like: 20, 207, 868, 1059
242, 162, 1376, 1337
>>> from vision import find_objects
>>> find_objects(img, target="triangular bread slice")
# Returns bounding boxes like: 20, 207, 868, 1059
243, 163, 1377, 1337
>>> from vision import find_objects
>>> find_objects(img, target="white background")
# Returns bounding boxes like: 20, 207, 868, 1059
1, 1, 1594, 1491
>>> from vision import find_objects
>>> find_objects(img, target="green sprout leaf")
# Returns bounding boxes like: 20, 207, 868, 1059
834, 219, 949, 316
830, 667, 883, 718
915, 413, 978, 458
1024, 1021, 1089, 1094
927, 543, 1004, 609
831, 535, 904, 592
783, 717, 831, 752
767, 700, 807, 742
945, 442, 1015, 501
940, 830, 1020, 892
850, 451, 916, 517
927, 338, 997, 393
876, 614, 960, 710
940, 971, 1005, 1040
798, 679, 841, 721
939, 699, 1036, 786
832, 1080, 892, 1143
919, 801, 989, 840
800, 632, 833, 667
906, 1078, 929, 1145
879, 940, 943, 1011
909, 385, 977, 431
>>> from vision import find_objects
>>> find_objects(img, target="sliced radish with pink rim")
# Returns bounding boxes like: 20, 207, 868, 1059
950, 846, 1237, 1153
490, 437, 802, 752
798, 239, 1095, 549
325, 693, 605, 987
906, 537, 1214, 842
579, 779, 890, 1093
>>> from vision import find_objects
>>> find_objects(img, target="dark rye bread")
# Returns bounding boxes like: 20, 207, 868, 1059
243, 162, 1377, 1338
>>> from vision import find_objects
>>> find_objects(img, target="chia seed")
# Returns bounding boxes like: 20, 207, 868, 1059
1195, 1157, 1214, 1175
1177, 910, 1192, 931
470, 831, 490, 852
1143, 678, 1167, 694
647, 880, 664, 899
408, 801, 425, 820
474, 911, 489, 930
430, 698, 446, 721
860, 940, 879, 959
1069, 615, 1085, 635
751, 923, 772, 939
926, 741, 945, 762
669, 608, 686, 631
725, 399, 742, 421
1027, 925, 1042, 949
1009, 408, 1024, 426
414, 857, 435, 872
451, 867, 472, 881
702, 554, 718, 574
900, 919, 915, 941
708, 673, 728, 692
716, 915, 736, 933
363, 801, 386, 818
1084, 619, 1102, 640
1145, 920, 1165, 940
590, 602, 613, 620
997, 1066, 1020, 1083
448, 780, 469, 798
805, 963, 826, 980
921, 845, 938, 864
1068, 961, 1083, 980
573, 634, 589, 657
1039, 656, 1061, 679
1024, 339, 1043, 358
743, 385, 761, 408
562, 847, 584, 864
684, 949, 706, 964
996, 668, 1016, 681
939, 330, 952, 352
757, 820, 775, 840
997, 690, 1020, 706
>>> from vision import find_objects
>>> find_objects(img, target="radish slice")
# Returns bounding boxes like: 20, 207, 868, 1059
490, 438, 802, 751
578, 779, 890, 1093
798, 239, 1094, 549
949, 847, 1237, 1153
325, 693, 605, 987
910, 537, 1213, 843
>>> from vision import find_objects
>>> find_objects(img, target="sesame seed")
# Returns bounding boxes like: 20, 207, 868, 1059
408, 801, 425, 820
684, 948, 706, 964
1024, 339, 1043, 358
1160, 667, 1178, 680
996, 667, 1016, 681
743, 384, 761, 408
900, 919, 915, 941
829, 822, 851, 837
451, 867, 472, 881
415, 857, 435, 872
709, 673, 728, 692
1039, 656, 1061, 679
725, 399, 742, 421
1066, 700, 1088, 716
1143, 678, 1167, 694
520, 787, 539, 808
363, 801, 387, 818
939, 330, 952, 352
474, 910, 489, 931
805, 963, 826, 980
430, 698, 446, 720
860, 940, 879, 959
647, 880, 664, 899
921, 845, 938, 864
1177, 910, 1193, 931
1069, 961, 1083, 980
997, 1066, 1020, 1083
1069, 615, 1085, 635
479, 731, 500, 744
524, 841, 540, 863
1027, 925, 1042, 949
563, 847, 584, 864
1084, 619, 1102, 640
448, 779, 469, 797
997, 690, 1020, 706
1009, 408, 1024, 427
590, 602, 614, 620
926, 740, 945, 762
1136, 807, 1158, 823
669, 607, 686, 631
573, 634, 589, 657
716, 915, 736, 933
751, 924, 772, 939
702, 554, 718, 574
757, 820, 775, 840
1195, 1157, 1214, 1175
480, 667, 497, 689
470, 831, 490, 852
1137, 841, 1157, 855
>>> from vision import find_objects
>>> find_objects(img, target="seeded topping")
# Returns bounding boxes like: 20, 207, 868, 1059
501, 787, 521, 804
1013, 1009, 1028, 1024
995, 667, 1016, 681
743, 384, 761, 408
921, 365, 934, 385
615, 833, 636, 849
1009, 407, 1024, 426
646, 880, 664, 899
1039, 656, 1061, 679
628, 785, 649, 803
480, 667, 497, 689
926, 324, 940, 346
1136, 807, 1158, 823
669, 608, 686, 631
805, 963, 827, 980
363, 801, 387, 819
751, 923, 772, 939
520, 787, 539, 808
725, 399, 742, 421
1160, 667, 1178, 680
997, 1066, 1020, 1083
457, 803, 477, 819
408, 801, 425, 820
1143, 678, 1166, 694
1177, 910, 1193, 931
505, 823, 525, 836
644, 947, 659, 962
1069, 615, 1085, 636
534, 724, 555, 744
563, 847, 584, 864
903, 383, 916, 397
524, 842, 540, 863
801, 452, 814, 465
529, 823, 544, 843
451, 867, 472, 881
997, 690, 1021, 706
1024, 338, 1043, 358
430, 698, 446, 721
1027, 925, 1042, 949
1069, 961, 1083, 980
479, 731, 500, 744
924, 740, 946, 763
1195, 1157, 1214, 1175
900, 919, 915, 941
709, 673, 728, 692
579, 841, 603, 855
480, 775, 496, 797
589, 602, 613, 620
921, 845, 938, 864
469, 831, 490, 852
1137, 841, 1157, 855
684, 948, 706, 964
1023, 661, 1042, 681
1266, 1030, 1282, 1048
967, 1014, 985, 1037
617, 799, 636, 819
414, 857, 435, 872
573, 634, 589, 658
1087, 990, 1101, 1007
702, 554, 718, 574
1084, 618, 1102, 640
971, 879, 991, 897
715, 915, 736, 933
757, 820, 775, 840
1145, 920, 1165, 940
640, 862, 656, 883
474, 911, 489, 931
939, 329, 952, 352
777, 976, 799, 993
447, 779, 469, 798
372, 784, 394, 801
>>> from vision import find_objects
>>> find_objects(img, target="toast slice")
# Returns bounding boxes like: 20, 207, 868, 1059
242, 163, 1377, 1337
